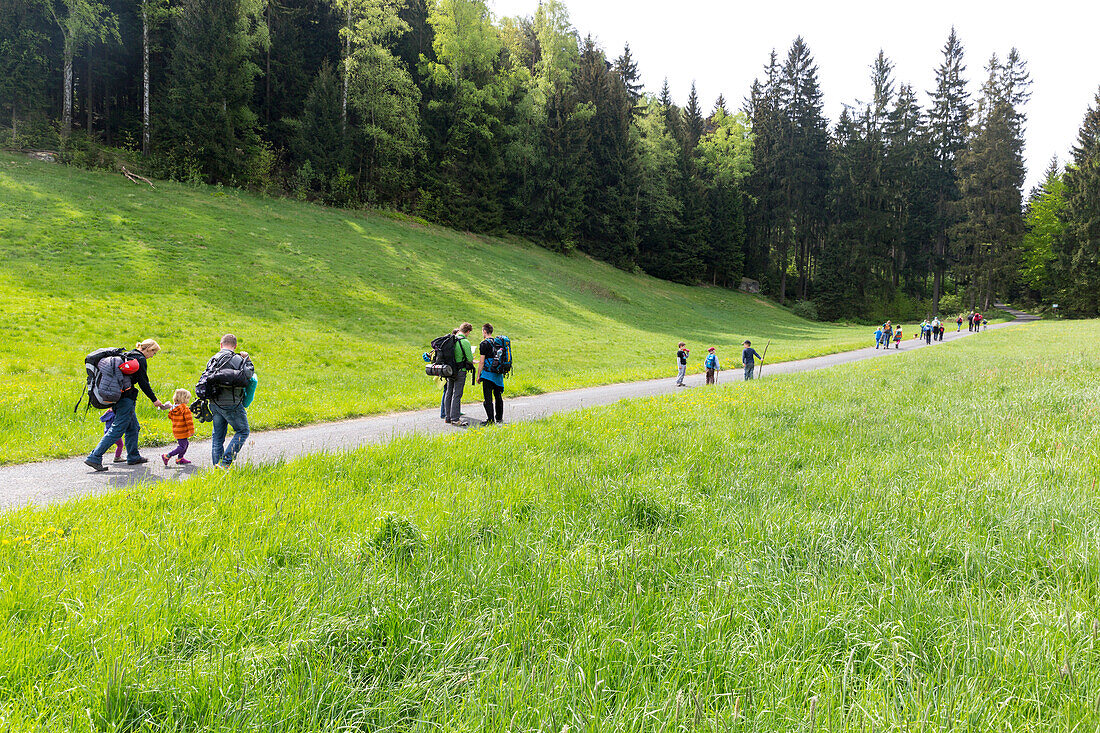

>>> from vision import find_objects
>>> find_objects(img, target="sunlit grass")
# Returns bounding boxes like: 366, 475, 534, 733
0, 320, 1096, 730
0, 154, 879, 464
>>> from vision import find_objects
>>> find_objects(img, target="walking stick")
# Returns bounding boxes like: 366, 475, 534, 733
758, 340, 771, 378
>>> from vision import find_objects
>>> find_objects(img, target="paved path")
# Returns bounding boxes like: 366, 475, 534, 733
0, 307, 1037, 510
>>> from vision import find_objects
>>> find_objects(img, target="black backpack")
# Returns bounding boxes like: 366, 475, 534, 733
74, 347, 128, 412
426, 334, 458, 378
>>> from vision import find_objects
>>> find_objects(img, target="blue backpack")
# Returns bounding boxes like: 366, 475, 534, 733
483, 336, 512, 376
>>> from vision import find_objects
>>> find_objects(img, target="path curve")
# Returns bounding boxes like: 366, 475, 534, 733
0, 309, 1037, 510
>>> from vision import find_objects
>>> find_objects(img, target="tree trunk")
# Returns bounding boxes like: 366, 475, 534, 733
342, 4, 351, 130
62, 39, 74, 138
87, 45, 94, 135
143, 5, 150, 155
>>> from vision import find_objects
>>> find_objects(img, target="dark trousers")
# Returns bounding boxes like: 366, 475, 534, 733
482, 381, 504, 423
925, 330, 932, 344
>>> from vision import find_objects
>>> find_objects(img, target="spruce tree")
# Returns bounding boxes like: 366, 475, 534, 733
1052, 89, 1100, 315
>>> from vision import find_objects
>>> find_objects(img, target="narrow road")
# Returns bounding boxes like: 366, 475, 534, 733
0, 309, 1036, 510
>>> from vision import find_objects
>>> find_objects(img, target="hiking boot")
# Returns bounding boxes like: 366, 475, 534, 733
449, 420, 468, 428
113, 455, 126, 462
84, 458, 108, 472
127, 456, 149, 465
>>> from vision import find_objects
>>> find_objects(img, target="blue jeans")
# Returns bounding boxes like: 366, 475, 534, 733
211, 403, 250, 466
88, 397, 141, 464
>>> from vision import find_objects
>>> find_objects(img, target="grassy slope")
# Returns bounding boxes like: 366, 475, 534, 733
0, 154, 875, 464
2, 320, 1098, 730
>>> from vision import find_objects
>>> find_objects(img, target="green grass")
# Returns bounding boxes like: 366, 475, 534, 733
2, 320, 1097, 730
0, 153, 880, 464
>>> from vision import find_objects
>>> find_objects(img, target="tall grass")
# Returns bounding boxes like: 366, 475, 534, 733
0, 320, 1096, 730
0, 153, 877, 464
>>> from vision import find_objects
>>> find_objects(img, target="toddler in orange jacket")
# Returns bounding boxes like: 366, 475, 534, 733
162, 389, 195, 466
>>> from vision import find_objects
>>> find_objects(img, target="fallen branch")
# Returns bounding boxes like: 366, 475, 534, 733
121, 166, 155, 189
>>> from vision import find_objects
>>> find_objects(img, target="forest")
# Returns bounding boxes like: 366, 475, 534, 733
2, 0, 1099, 318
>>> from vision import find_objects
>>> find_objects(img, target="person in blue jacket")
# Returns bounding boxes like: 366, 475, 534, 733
704, 347, 720, 385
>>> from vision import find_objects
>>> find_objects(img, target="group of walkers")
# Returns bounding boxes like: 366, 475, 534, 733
676, 340, 764, 385
433, 322, 510, 429
81, 335, 255, 473
874, 311, 990, 350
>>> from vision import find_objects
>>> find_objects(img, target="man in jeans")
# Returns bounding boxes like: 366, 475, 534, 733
204, 334, 254, 469
446, 322, 475, 427
675, 342, 688, 387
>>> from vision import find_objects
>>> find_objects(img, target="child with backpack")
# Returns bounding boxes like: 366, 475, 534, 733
893, 327, 903, 348
162, 389, 196, 466
704, 347, 720, 385
99, 409, 125, 463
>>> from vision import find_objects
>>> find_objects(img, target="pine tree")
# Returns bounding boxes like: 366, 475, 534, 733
164, 0, 265, 182
1051, 88, 1100, 315
1021, 157, 1064, 299
927, 27, 970, 313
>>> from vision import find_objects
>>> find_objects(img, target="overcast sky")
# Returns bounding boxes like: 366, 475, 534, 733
491, 0, 1099, 192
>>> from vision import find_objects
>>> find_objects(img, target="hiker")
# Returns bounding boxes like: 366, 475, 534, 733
477, 323, 505, 425
446, 322, 475, 426
932, 317, 942, 341
203, 334, 254, 469
675, 342, 689, 386
440, 327, 459, 420
923, 319, 932, 344
882, 322, 894, 348
83, 339, 168, 471
873, 325, 883, 349
956, 315, 963, 332
967, 312, 975, 331
704, 347, 720, 385
742, 340, 762, 380
99, 408, 125, 463
973, 312, 983, 332
162, 389, 195, 466
893, 327, 903, 349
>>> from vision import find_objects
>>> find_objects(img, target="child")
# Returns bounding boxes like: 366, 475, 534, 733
956, 315, 963, 332
742, 340, 762, 380
100, 408, 125, 463
893, 327, 903, 348
162, 389, 195, 466
873, 326, 883, 349
704, 347, 720, 385
675, 342, 689, 387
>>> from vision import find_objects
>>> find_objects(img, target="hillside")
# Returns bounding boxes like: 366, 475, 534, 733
2, 321, 1094, 730
0, 154, 871, 463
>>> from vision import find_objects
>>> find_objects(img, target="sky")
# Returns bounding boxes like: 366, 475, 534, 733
490, 0, 1099, 192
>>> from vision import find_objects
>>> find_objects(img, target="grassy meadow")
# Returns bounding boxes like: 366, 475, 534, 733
1, 320, 1098, 730
0, 153, 880, 464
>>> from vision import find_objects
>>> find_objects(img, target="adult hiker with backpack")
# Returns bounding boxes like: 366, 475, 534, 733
83, 339, 168, 471
435, 322, 475, 426
477, 323, 511, 425
199, 334, 255, 469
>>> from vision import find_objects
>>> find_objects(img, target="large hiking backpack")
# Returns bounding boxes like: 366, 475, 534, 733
483, 335, 512, 376
197, 352, 254, 404
426, 334, 459, 378
74, 347, 133, 412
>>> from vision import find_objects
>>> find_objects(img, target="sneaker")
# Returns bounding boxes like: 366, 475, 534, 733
449, 420, 468, 428
176, 458, 192, 466
113, 456, 126, 463
213, 463, 229, 471
161, 454, 170, 466
127, 456, 149, 465
83, 458, 108, 472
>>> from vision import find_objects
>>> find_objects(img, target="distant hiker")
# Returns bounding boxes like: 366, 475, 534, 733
162, 389, 195, 466
923, 320, 932, 344
201, 334, 255, 469
83, 339, 168, 471
99, 408, 125, 463
704, 347, 720, 385
675, 342, 689, 386
873, 326, 883, 349
973, 312, 983, 331
477, 323, 506, 425
967, 312, 975, 331
882, 322, 894, 348
742, 340, 762, 380
893, 327, 903, 348
956, 315, 963, 332
446, 322, 475, 426
932, 317, 943, 341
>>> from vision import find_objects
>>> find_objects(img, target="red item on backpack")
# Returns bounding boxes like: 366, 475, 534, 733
119, 359, 140, 375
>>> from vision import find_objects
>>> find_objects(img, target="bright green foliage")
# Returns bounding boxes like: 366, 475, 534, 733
2, 322, 1098, 729
0, 0, 51, 139
0, 153, 871, 464
1051, 89, 1100, 315
1021, 159, 1065, 295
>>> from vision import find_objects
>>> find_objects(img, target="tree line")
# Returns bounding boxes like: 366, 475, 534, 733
3, 0, 1099, 318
